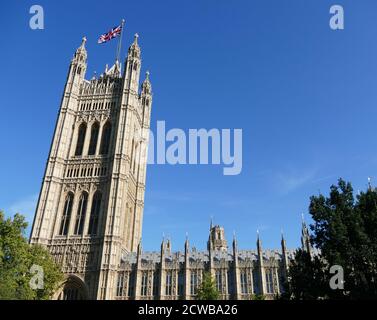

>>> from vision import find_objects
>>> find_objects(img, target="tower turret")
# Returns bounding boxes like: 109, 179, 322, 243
184, 233, 189, 255
281, 231, 289, 279
256, 230, 266, 295
66, 37, 87, 91
159, 237, 167, 299
140, 70, 152, 125
31, 32, 153, 300
184, 234, 190, 299
232, 231, 238, 255
207, 224, 228, 252
301, 215, 312, 256
232, 232, 241, 299
141, 71, 152, 95
124, 33, 141, 92
134, 239, 143, 299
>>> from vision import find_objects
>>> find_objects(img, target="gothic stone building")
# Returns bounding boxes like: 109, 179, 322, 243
115, 224, 300, 300
30, 34, 308, 300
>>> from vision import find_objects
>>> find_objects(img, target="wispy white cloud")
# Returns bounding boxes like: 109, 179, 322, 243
312, 174, 338, 184
256, 224, 271, 232
276, 168, 317, 194
8, 193, 38, 225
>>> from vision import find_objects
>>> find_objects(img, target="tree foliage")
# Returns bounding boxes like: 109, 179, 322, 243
0, 211, 64, 300
282, 249, 328, 300
196, 271, 220, 300
285, 179, 377, 299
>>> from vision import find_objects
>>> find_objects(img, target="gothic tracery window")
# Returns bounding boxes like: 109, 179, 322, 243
128, 272, 135, 297
88, 122, 99, 155
74, 192, 88, 235
153, 272, 159, 297
240, 270, 248, 294
116, 273, 125, 297
165, 271, 173, 296
88, 192, 101, 235
216, 270, 223, 293
252, 269, 260, 294
75, 123, 87, 156
100, 122, 111, 155
141, 272, 148, 296
190, 270, 199, 296
57, 276, 86, 300
178, 270, 184, 296
265, 269, 274, 294
227, 270, 234, 295
59, 192, 74, 235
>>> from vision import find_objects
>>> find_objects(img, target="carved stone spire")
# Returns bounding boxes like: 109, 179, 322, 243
128, 33, 140, 58
141, 71, 152, 95
301, 214, 312, 256
232, 231, 238, 255
73, 36, 87, 62
124, 33, 141, 92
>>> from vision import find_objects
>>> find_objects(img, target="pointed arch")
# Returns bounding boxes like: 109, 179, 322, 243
88, 191, 102, 235
100, 122, 112, 155
75, 123, 87, 156
74, 192, 88, 235
55, 275, 89, 300
59, 192, 74, 235
88, 122, 100, 155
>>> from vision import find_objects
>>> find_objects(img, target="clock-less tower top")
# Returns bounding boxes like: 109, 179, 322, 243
30, 34, 152, 300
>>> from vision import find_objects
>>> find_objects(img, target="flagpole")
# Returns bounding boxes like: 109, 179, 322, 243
115, 19, 125, 64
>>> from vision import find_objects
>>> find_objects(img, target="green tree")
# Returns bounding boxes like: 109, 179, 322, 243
251, 294, 266, 300
282, 249, 328, 300
0, 211, 64, 300
285, 179, 377, 299
196, 271, 220, 300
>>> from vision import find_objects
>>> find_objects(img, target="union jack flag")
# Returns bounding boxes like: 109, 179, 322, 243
98, 24, 123, 44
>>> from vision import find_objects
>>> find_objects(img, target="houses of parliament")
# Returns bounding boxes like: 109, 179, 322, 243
30, 34, 311, 300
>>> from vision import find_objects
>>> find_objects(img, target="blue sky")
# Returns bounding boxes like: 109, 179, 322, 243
1, 0, 377, 252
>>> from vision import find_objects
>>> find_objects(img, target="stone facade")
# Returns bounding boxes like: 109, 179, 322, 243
30, 34, 152, 300
115, 224, 297, 300
30, 34, 310, 300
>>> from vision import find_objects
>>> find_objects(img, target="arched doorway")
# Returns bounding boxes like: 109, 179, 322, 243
56, 275, 88, 300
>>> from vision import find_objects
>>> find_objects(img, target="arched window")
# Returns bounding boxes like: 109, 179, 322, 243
57, 276, 87, 300
74, 192, 88, 235
88, 192, 101, 235
75, 123, 87, 156
62, 287, 80, 300
88, 122, 100, 155
100, 122, 111, 155
59, 193, 74, 235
